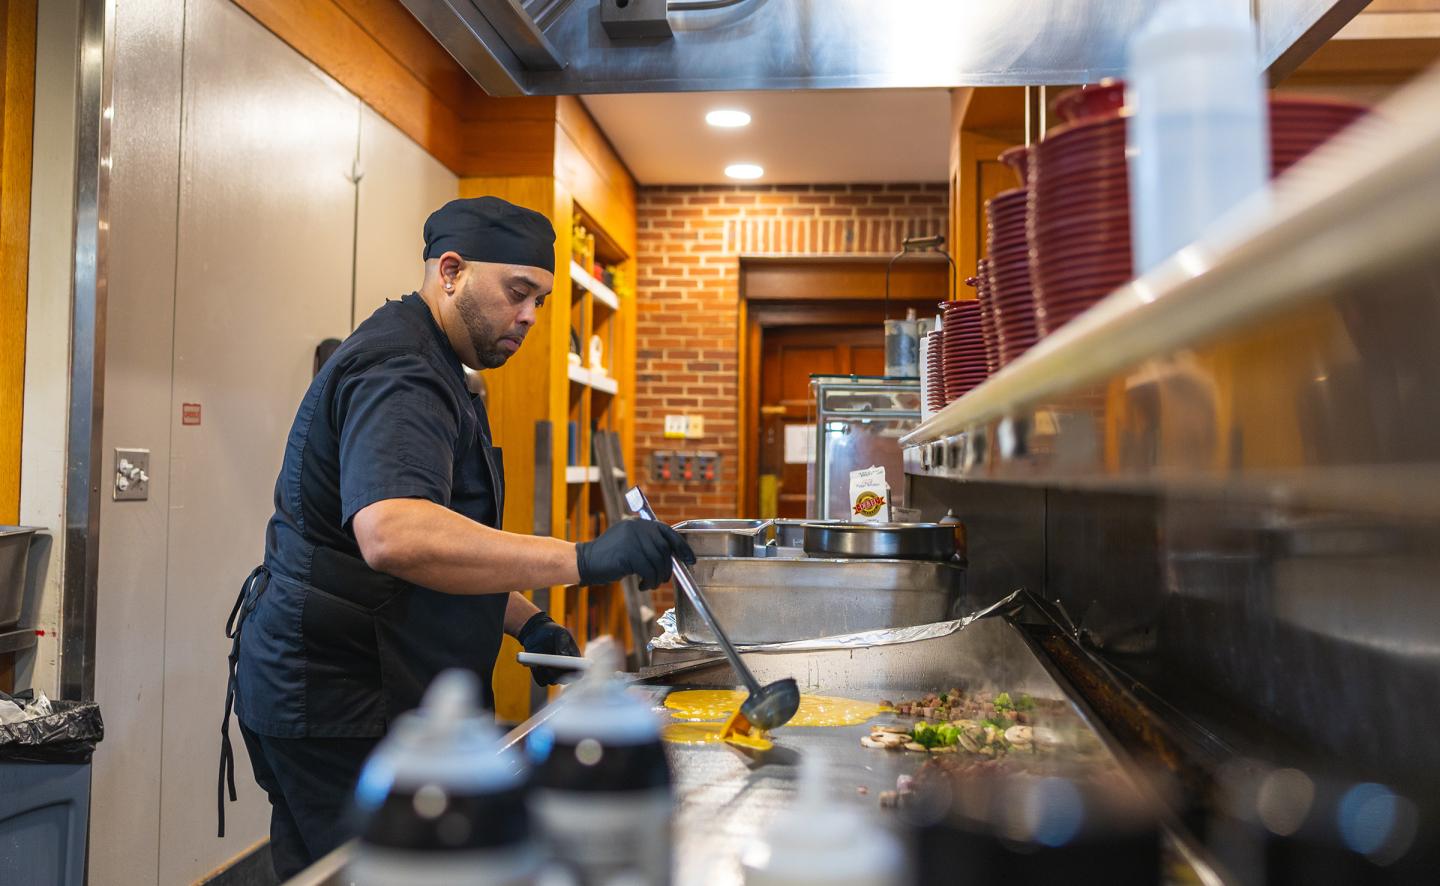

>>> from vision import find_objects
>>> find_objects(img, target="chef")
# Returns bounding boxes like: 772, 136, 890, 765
217, 196, 694, 879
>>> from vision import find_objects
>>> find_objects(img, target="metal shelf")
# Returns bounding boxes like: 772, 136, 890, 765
0, 628, 38, 655
900, 68, 1440, 516
566, 362, 619, 394
570, 260, 620, 311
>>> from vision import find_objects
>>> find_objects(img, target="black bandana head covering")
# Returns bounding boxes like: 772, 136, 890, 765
422, 196, 556, 273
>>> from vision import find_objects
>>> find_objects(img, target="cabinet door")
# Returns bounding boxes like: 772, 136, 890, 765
159, 0, 358, 880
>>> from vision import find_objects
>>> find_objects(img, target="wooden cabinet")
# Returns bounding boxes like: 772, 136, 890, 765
461, 97, 638, 722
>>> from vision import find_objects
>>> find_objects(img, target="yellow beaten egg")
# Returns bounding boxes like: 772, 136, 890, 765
661, 722, 775, 751
662, 689, 887, 728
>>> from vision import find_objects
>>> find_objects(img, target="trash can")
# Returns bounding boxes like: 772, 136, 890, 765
0, 697, 104, 886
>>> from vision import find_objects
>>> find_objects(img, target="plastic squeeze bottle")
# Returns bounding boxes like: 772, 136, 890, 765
349, 669, 542, 886
1127, 0, 1269, 275
741, 752, 908, 885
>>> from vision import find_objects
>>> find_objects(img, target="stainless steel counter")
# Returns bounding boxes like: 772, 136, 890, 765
287, 617, 1217, 885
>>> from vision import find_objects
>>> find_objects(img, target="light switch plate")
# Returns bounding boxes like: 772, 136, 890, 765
114, 448, 151, 501
684, 415, 705, 439
664, 414, 688, 439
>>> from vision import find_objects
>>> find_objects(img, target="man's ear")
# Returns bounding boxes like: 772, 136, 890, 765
438, 251, 465, 293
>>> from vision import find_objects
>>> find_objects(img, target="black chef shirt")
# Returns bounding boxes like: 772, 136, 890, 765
234, 293, 506, 738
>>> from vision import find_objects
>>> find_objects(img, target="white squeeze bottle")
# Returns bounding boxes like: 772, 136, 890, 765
741, 753, 908, 885
349, 669, 541, 886
1126, 0, 1269, 275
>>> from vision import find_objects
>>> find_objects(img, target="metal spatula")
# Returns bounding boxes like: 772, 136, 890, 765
624, 486, 800, 733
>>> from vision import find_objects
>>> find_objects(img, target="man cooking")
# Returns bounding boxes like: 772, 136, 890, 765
218, 196, 694, 879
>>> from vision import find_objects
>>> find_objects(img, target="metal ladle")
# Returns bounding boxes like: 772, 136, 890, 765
624, 486, 800, 732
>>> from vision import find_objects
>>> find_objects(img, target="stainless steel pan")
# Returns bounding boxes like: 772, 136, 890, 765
801, 521, 960, 561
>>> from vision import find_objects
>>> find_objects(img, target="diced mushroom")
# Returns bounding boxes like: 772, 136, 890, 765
904, 742, 928, 752
1004, 725, 1033, 746
860, 735, 888, 750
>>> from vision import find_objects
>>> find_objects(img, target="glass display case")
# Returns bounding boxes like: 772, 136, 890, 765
806, 375, 922, 521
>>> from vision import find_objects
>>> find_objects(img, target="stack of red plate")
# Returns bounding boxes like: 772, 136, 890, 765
1270, 95, 1368, 176
941, 300, 986, 402
968, 269, 1001, 376
1028, 82, 1132, 337
924, 328, 945, 412
986, 189, 1040, 365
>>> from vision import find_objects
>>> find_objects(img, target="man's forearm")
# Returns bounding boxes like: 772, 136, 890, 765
353, 498, 580, 594
504, 591, 542, 636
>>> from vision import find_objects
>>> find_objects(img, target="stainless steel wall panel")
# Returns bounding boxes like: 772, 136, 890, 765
91, 0, 186, 881
402, 0, 1362, 95
352, 105, 457, 328
157, 0, 359, 880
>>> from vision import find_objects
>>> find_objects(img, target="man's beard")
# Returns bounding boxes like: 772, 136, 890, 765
457, 286, 520, 369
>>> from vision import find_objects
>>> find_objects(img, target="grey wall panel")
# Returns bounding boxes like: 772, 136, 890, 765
352, 105, 456, 328
91, 0, 186, 882
158, 0, 359, 880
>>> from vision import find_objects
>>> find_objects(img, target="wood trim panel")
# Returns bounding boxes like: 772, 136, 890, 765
741, 256, 952, 303
0, 0, 36, 525
330, 0, 477, 110
555, 96, 637, 257
455, 95, 559, 178
955, 130, 1019, 276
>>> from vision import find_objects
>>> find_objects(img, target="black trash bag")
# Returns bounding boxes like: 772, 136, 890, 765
0, 692, 104, 764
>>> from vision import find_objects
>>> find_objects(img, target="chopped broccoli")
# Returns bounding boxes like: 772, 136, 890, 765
1016, 694, 1036, 712
993, 692, 1014, 713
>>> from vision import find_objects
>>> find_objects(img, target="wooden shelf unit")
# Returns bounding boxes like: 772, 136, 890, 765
457, 96, 638, 722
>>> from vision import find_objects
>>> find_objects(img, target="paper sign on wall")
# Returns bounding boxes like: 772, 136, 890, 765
783, 424, 815, 464
182, 403, 202, 426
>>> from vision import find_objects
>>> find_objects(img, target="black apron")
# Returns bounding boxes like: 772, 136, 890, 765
218, 435, 505, 837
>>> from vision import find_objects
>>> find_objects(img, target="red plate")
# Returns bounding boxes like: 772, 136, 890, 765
1033, 235, 1131, 262
1041, 115, 1127, 146
1032, 169, 1130, 195
1033, 211, 1132, 240
1035, 153, 1127, 178
1036, 134, 1128, 158
1033, 243, 1131, 268
1036, 281, 1129, 304
1053, 81, 1126, 124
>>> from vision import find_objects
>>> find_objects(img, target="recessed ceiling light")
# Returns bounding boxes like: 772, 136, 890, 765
706, 109, 751, 128
725, 163, 764, 180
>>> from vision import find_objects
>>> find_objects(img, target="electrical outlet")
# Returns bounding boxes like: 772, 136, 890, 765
684, 414, 705, 439
651, 451, 674, 483
695, 451, 720, 484
664, 415, 688, 439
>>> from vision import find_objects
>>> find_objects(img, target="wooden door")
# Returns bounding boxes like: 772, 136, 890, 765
758, 325, 885, 518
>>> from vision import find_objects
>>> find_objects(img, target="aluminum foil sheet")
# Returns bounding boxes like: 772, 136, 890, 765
650, 588, 1024, 654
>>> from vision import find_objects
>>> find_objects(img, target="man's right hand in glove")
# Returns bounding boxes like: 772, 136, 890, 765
576, 520, 696, 589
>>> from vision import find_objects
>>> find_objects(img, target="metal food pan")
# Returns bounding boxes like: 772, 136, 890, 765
0, 527, 38, 630
802, 521, 960, 561
680, 556, 964, 644
674, 519, 773, 558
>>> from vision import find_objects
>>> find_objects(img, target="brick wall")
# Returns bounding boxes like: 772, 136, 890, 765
634, 183, 948, 526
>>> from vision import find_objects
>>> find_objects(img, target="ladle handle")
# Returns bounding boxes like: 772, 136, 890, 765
624, 487, 762, 695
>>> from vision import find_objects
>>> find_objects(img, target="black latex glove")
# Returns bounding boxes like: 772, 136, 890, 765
517, 612, 581, 687
576, 519, 696, 591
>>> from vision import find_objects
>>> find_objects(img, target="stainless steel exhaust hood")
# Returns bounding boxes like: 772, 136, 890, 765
398, 0, 1369, 96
